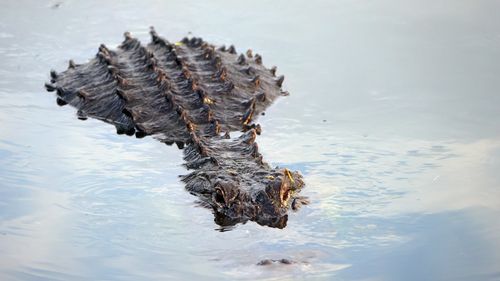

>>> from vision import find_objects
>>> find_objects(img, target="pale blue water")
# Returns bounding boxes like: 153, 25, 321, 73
1, 0, 499, 280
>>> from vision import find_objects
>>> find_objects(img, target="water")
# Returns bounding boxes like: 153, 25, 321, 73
1, 0, 499, 280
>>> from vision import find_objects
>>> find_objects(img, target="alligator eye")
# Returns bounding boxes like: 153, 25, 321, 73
215, 188, 225, 204
281, 189, 290, 203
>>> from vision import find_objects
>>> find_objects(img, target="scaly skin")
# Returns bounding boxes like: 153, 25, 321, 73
45, 27, 308, 228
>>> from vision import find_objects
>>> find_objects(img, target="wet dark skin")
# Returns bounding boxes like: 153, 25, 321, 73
45, 27, 308, 229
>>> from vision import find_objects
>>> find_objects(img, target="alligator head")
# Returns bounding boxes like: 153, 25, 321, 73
183, 130, 308, 228
211, 168, 307, 228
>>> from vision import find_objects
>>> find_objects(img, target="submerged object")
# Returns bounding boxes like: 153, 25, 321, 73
45, 27, 308, 229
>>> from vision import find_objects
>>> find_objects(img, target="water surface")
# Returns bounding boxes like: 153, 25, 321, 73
1, 0, 499, 280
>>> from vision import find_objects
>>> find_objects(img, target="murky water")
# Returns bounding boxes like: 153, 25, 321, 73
1, 0, 500, 280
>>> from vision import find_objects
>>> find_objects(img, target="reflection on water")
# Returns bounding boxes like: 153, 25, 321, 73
1, 0, 500, 280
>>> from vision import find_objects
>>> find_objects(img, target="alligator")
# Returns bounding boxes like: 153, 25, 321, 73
44, 27, 308, 229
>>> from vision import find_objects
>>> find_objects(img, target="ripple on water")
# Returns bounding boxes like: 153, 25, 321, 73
1, 0, 500, 279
